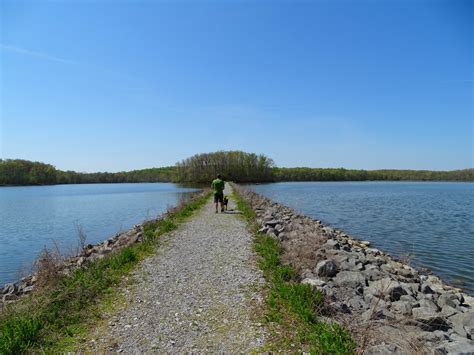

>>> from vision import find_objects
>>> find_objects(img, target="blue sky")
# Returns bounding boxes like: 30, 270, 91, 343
0, 0, 472, 172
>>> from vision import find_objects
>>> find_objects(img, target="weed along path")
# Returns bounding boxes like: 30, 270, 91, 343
84, 184, 267, 352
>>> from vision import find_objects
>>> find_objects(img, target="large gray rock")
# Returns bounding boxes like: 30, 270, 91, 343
324, 239, 340, 250
419, 298, 440, 313
438, 292, 462, 309
400, 294, 418, 304
363, 264, 385, 282
366, 254, 386, 266
315, 260, 339, 277
340, 258, 364, 272
440, 304, 459, 317
365, 278, 408, 302
391, 300, 413, 315
449, 312, 474, 339
333, 271, 366, 289
274, 224, 285, 234
400, 282, 420, 295
2, 283, 17, 295
264, 219, 283, 227
410, 303, 450, 332
443, 333, 474, 353
301, 277, 326, 288
421, 283, 436, 294
325, 250, 352, 264
2, 293, 18, 302
416, 330, 450, 343
363, 343, 402, 354
22, 285, 35, 294
347, 295, 369, 311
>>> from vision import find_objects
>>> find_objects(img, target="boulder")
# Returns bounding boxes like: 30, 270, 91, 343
342, 244, 352, 252
347, 295, 369, 311
274, 224, 285, 234
340, 259, 364, 272
325, 250, 352, 264
2, 293, 18, 302
363, 343, 402, 355
365, 254, 386, 267
440, 304, 458, 317
363, 265, 385, 282
365, 278, 408, 302
400, 294, 418, 304
324, 239, 340, 250
315, 260, 339, 278
322, 227, 335, 235
421, 283, 435, 294
449, 312, 474, 339
264, 219, 283, 227
266, 227, 276, 238
22, 285, 35, 294
419, 298, 440, 313
438, 292, 461, 309
416, 330, 450, 343
391, 300, 413, 315
2, 283, 17, 295
443, 333, 474, 353
333, 271, 366, 289
301, 278, 326, 288
400, 282, 420, 295
362, 308, 395, 322
410, 303, 450, 332
330, 302, 351, 314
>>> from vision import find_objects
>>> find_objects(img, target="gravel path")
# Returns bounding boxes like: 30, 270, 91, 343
85, 185, 267, 352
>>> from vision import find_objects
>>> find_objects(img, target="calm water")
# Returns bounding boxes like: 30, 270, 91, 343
248, 182, 474, 294
0, 183, 198, 285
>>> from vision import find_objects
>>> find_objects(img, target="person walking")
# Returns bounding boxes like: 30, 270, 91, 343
211, 174, 225, 213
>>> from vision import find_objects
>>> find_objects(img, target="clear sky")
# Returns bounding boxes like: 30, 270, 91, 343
0, 0, 472, 172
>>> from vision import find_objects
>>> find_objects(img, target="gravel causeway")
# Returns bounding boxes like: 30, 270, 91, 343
85, 185, 267, 352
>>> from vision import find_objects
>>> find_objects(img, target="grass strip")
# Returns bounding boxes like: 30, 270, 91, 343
0, 191, 211, 354
232, 186, 355, 354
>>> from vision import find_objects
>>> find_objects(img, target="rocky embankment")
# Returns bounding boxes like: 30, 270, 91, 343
235, 185, 474, 354
0, 216, 160, 309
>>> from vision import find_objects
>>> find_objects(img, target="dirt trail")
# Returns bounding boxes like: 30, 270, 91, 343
85, 184, 266, 352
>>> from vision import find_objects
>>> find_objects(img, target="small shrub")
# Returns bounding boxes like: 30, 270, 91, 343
0, 314, 42, 354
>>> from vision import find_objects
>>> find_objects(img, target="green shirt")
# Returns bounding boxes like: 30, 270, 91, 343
211, 178, 225, 194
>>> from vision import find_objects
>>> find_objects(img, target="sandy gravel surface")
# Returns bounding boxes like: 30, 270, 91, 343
85, 185, 266, 352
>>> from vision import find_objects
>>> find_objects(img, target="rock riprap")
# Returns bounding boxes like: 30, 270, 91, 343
235, 185, 474, 354
84, 185, 266, 352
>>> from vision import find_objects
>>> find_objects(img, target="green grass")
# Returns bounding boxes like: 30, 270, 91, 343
232, 186, 355, 354
0, 191, 211, 354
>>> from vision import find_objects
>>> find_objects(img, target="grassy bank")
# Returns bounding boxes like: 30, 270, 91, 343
232, 186, 355, 354
0, 191, 211, 354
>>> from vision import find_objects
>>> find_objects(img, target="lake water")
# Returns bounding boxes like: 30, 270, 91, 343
248, 182, 474, 294
0, 183, 198, 286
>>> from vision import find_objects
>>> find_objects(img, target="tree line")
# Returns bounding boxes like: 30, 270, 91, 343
1, 155, 473, 186
175, 151, 275, 183
273, 167, 474, 182
0, 159, 176, 186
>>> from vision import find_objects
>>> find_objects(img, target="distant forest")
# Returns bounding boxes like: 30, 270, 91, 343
0, 159, 175, 186
0, 154, 473, 186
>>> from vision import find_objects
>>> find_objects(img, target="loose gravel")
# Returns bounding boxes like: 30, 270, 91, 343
85, 185, 267, 352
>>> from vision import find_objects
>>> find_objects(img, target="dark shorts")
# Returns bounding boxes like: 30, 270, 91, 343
214, 192, 224, 203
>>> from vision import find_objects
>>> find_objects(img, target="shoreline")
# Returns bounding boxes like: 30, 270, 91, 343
1, 180, 473, 188
234, 184, 474, 353
0, 190, 204, 309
